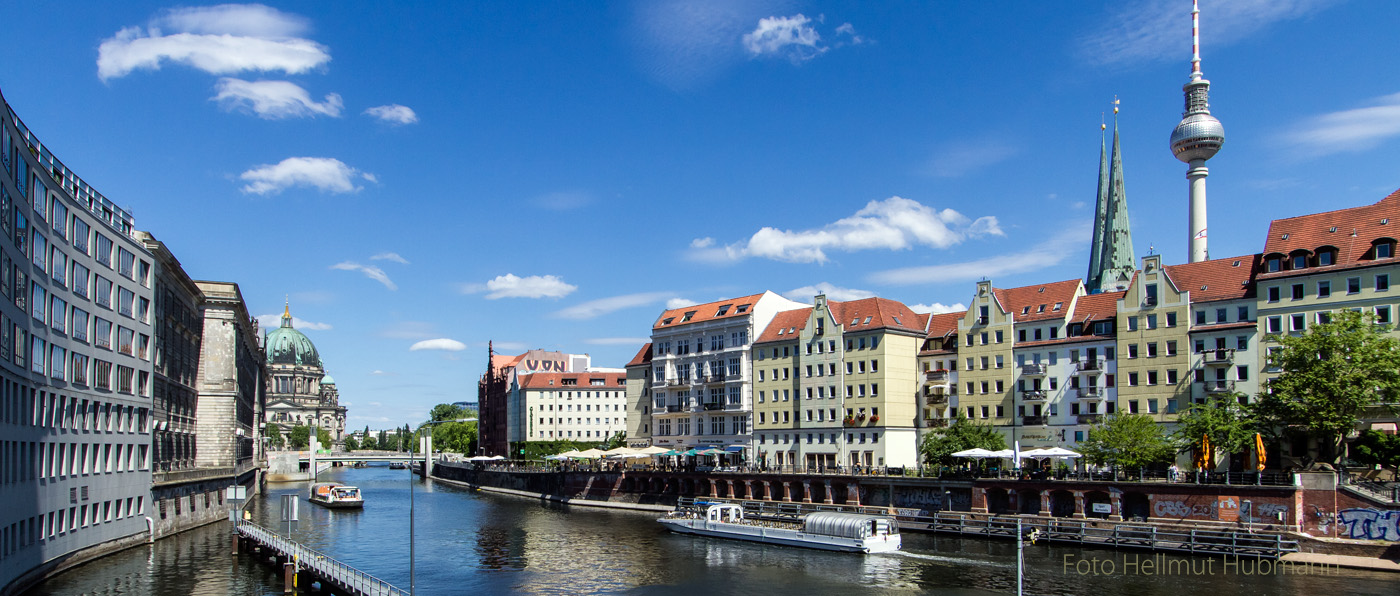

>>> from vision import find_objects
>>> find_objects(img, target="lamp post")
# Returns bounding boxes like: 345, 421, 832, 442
410, 417, 476, 596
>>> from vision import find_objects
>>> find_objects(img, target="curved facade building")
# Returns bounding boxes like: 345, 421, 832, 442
263, 305, 346, 443
0, 89, 157, 591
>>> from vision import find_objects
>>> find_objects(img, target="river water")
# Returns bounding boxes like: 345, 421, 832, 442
24, 466, 1396, 595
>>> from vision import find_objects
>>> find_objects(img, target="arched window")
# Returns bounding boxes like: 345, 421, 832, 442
1373, 238, 1396, 260
1315, 246, 1338, 267
1288, 249, 1311, 271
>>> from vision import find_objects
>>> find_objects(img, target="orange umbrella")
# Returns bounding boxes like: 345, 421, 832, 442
1254, 433, 1266, 471
1197, 434, 1212, 470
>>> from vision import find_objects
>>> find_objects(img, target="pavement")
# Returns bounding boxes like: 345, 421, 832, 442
1280, 552, 1400, 573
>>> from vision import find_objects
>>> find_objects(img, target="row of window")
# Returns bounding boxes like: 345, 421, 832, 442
1264, 240, 1393, 273
0, 496, 146, 563
533, 416, 621, 426
1265, 305, 1394, 333
757, 431, 880, 445
536, 403, 622, 412
1265, 274, 1388, 302
5, 255, 151, 324
755, 383, 881, 402
653, 415, 748, 437
1, 182, 149, 288
653, 331, 749, 355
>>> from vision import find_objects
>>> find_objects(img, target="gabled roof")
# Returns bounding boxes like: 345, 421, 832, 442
837, 297, 925, 335
924, 311, 963, 339
490, 353, 524, 372
915, 312, 932, 331
517, 372, 627, 389
1163, 254, 1261, 303
625, 343, 653, 367
1073, 291, 1124, 323
652, 292, 766, 330
1258, 188, 1400, 279
754, 307, 813, 344
991, 279, 1081, 323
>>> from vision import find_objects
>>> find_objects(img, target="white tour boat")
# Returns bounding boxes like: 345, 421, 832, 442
659, 502, 901, 553
308, 483, 365, 509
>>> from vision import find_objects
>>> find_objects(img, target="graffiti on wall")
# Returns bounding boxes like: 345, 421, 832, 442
1338, 508, 1400, 541
1153, 499, 1218, 519
895, 487, 970, 511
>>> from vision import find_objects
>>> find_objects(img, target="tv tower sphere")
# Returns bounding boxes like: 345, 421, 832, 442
1170, 111, 1224, 163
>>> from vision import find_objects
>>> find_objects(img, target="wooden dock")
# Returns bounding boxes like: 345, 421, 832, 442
233, 518, 407, 595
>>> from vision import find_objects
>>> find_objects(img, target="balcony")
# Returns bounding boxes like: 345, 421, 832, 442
1203, 349, 1235, 364
1077, 414, 1103, 424
1076, 386, 1104, 399
1074, 359, 1104, 373
1143, 296, 1158, 307
1203, 380, 1236, 393
1019, 390, 1047, 401
924, 370, 950, 383
665, 405, 685, 413
701, 375, 725, 384
702, 402, 724, 411
724, 401, 746, 412
1022, 415, 1046, 426
667, 379, 682, 387
1020, 363, 1048, 376
923, 391, 948, 404
924, 417, 949, 428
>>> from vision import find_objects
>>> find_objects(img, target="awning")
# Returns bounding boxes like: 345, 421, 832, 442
1369, 422, 1398, 434
724, 445, 746, 452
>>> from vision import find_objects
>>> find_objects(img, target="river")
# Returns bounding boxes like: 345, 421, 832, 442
24, 466, 1397, 595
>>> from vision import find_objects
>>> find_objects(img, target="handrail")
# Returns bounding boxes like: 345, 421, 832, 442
235, 519, 408, 596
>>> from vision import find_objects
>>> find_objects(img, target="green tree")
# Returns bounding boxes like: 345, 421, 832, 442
1078, 414, 1174, 472
919, 415, 1007, 467
603, 431, 627, 450
1351, 429, 1400, 468
1253, 309, 1400, 463
360, 435, 378, 451
316, 427, 332, 449
1172, 394, 1256, 470
265, 423, 286, 449
430, 403, 475, 422
343, 436, 359, 451
288, 425, 311, 450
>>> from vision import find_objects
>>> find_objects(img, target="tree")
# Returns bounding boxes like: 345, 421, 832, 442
1172, 394, 1256, 470
316, 427, 332, 449
288, 425, 311, 450
428, 420, 478, 454
360, 435, 378, 451
343, 436, 360, 451
919, 415, 1007, 467
1254, 309, 1400, 463
1078, 414, 1174, 472
430, 403, 475, 422
601, 431, 627, 450
1351, 430, 1400, 468
265, 423, 286, 449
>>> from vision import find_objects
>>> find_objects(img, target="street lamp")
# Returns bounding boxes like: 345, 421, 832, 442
410, 417, 475, 596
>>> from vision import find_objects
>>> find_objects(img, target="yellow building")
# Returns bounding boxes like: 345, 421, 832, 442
1115, 254, 1192, 422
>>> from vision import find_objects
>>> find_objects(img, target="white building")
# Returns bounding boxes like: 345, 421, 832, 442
647, 291, 806, 456
515, 372, 627, 442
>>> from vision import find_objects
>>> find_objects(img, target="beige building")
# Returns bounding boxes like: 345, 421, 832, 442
1115, 255, 1191, 423
623, 343, 653, 448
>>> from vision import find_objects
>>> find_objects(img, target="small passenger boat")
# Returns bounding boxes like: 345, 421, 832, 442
659, 502, 900, 553
388, 462, 407, 470
308, 483, 364, 509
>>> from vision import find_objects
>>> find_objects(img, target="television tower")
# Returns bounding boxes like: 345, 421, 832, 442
1169, 0, 1224, 263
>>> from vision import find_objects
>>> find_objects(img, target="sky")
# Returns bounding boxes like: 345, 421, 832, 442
1, 1, 1397, 429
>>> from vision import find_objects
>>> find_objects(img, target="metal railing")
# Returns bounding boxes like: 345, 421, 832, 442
235, 519, 407, 596
1203, 349, 1235, 364
1077, 387, 1103, 398
1204, 380, 1236, 393
1074, 359, 1104, 373
924, 370, 950, 382
1020, 390, 1047, 401
1021, 364, 1048, 376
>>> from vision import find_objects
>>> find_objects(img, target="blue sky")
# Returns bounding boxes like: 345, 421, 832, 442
1, 1, 1397, 429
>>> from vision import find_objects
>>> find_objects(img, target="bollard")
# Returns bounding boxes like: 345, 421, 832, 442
283, 562, 296, 593
232, 533, 240, 555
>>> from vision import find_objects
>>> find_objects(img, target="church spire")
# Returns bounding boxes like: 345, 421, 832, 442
1087, 116, 1110, 292
281, 297, 293, 328
1098, 104, 1137, 291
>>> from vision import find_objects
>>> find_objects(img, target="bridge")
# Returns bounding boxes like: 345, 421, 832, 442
234, 517, 406, 595
290, 452, 418, 464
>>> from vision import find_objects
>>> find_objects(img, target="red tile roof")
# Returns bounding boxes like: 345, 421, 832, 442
625, 343, 653, 367
652, 292, 767, 330
489, 353, 523, 373
518, 372, 627, 389
1258, 188, 1400, 280
1073, 291, 1124, 323
992, 279, 1082, 322
924, 312, 963, 339
754, 307, 813, 344
837, 297, 926, 335
1163, 254, 1261, 303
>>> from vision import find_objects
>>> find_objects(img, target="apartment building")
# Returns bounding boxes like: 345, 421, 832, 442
1162, 255, 1262, 405
623, 343, 653, 449
916, 312, 961, 435
1116, 255, 1191, 422
1013, 290, 1122, 448
752, 307, 808, 466
515, 372, 627, 443
648, 291, 805, 456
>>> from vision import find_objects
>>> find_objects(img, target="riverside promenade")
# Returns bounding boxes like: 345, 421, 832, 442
428, 461, 1400, 567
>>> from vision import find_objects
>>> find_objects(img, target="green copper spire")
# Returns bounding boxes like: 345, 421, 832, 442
1087, 119, 1110, 292
1097, 109, 1137, 291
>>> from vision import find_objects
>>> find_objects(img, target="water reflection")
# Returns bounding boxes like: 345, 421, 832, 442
24, 466, 1400, 596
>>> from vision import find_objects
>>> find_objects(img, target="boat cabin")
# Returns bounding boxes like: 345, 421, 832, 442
802, 512, 899, 540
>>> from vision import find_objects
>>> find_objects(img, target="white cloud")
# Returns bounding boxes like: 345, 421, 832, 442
665, 298, 698, 309
409, 338, 467, 352
213, 78, 342, 119
784, 282, 875, 302
553, 292, 677, 320
462, 274, 578, 299
256, 313, 332, 330
584, 337, 653, 346
925, 138, 1021, 178
239, 157, 374, 195
1080, 0, 1332, 67
1285, 92, 1400, 155
330, 261, 396, 290
690, 237, 715, 249
908, 302, 968, 315
690, 196, 1002, 264
97, 5, 330, 81
370, 252, 409, 264
743, 14, 825, 60
364, 104, 419, 125
834, 23, 864, 45
868, 221, 1090, 286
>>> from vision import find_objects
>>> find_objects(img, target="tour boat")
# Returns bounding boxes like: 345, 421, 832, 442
388, 462, 407, 470
308, 483, 365, 509
659, 502, 900, 553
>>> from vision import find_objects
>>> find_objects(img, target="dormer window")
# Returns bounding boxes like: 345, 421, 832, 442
1266, 257, 1282, 272
1291, 253, 1308, 270
715, 305, 731, 317
1037, 305, 1045, 313
662, 317, 674, 325
863, 316, 872, 324
1053, 302, 1063, 311
682, 311, 697, 322
1022, 306, 1030, 315
1376, 241, 1395, 259
1318, 249, 1335, 266
735, 305, 749, 314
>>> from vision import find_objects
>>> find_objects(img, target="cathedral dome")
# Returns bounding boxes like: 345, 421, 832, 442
266, 305, 321, 367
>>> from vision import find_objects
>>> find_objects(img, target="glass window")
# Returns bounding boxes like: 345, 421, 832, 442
95, 318, 113, 349
1377, 274, 1390, 292
31, 230, 46, 273
94, 276, 112, 308
94, 234, 112, 268
50, 200, 67, 240
50, 295, 66, 334
31, 283, 45, 322
50, 247, 66, 288
72, 218, 89, 255
71, 262, 88, 299
71, 308, 88, 342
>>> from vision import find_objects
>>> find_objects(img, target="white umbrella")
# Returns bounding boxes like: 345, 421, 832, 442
487, 455, 506, 460
1019, 448, 1054, 458
556, 450, 583, 458
1038, 447, 1082, 459
544, 454, 570, 460
635, 446, 670, 455
951, 448, 997, 458
602, 447, 638, 457
573, 448, 605, 459
988, 449, 1015, 459
1013, 440, 1022, 469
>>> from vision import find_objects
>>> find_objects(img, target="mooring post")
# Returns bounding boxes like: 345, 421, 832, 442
232, 533, 240, 555
283, 561, 296, 593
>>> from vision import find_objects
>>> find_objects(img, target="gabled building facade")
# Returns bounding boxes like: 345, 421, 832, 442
623, 343, 653, 449
1116, 255, 1191, 423
916, 312, 961, 436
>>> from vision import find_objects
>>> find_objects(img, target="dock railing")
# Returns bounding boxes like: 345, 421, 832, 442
234, 518, 407, 596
